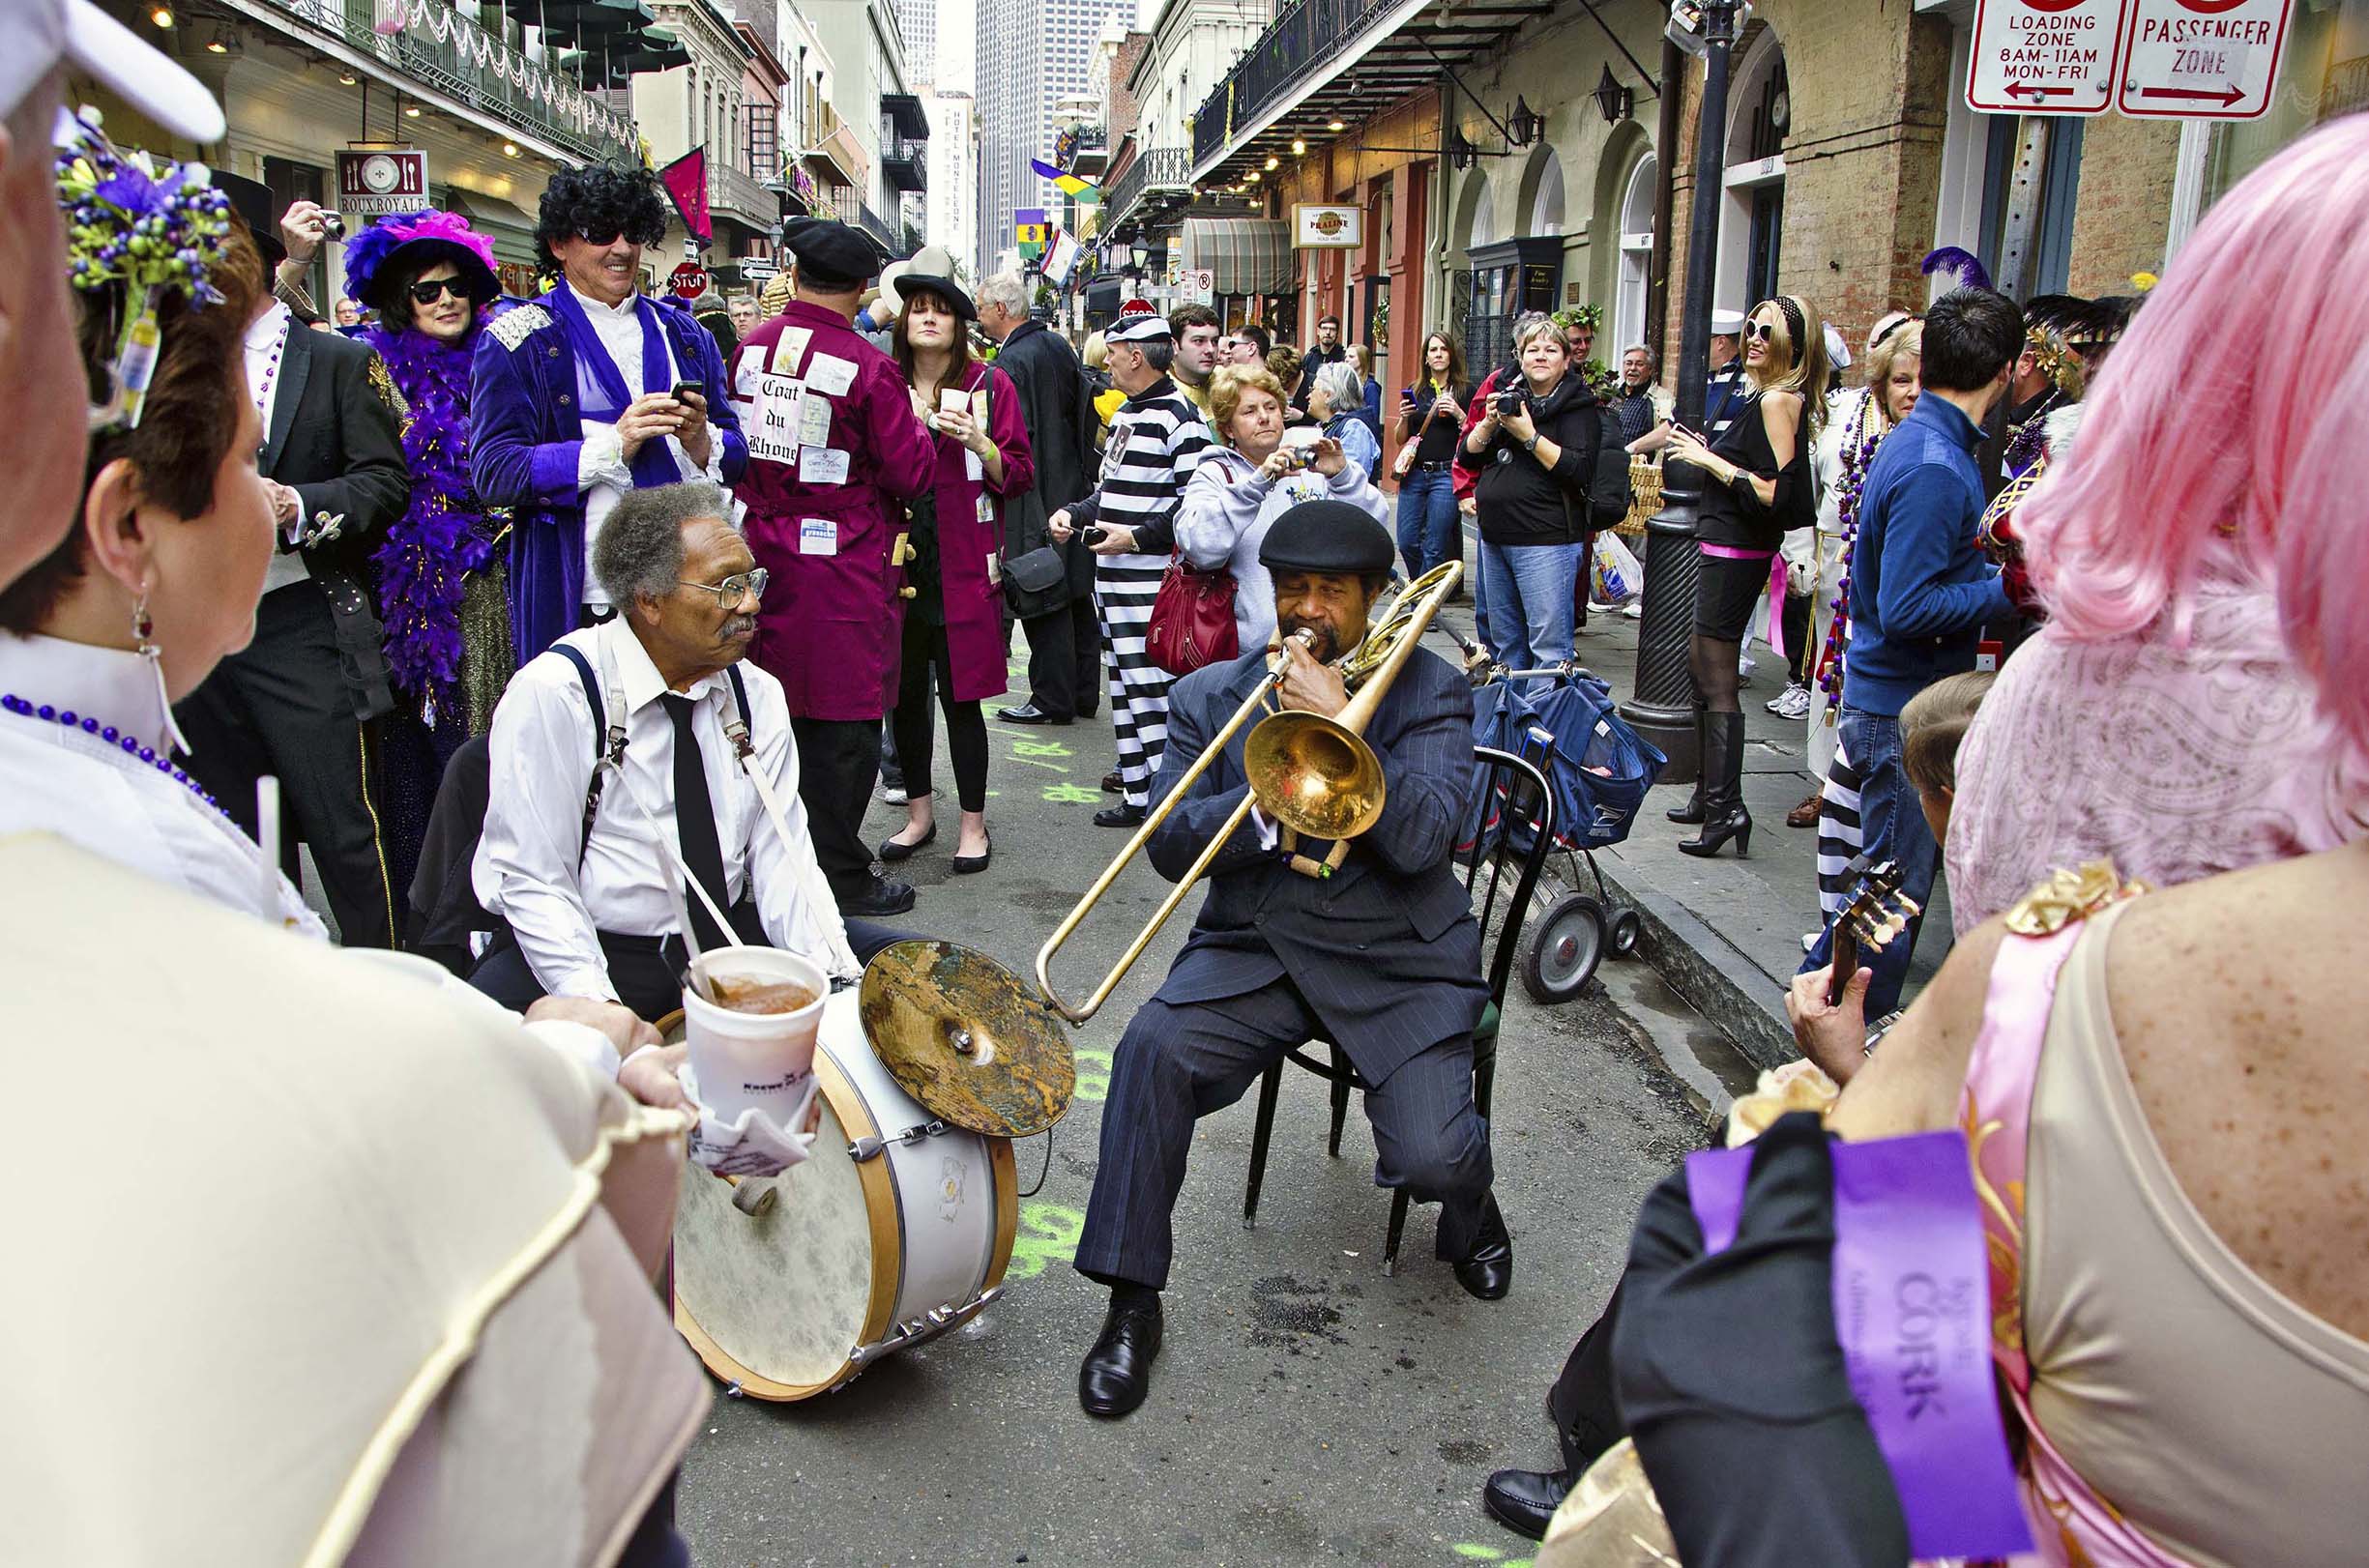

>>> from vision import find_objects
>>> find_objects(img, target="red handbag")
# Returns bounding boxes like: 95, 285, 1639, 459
1145, 552, 1239, 676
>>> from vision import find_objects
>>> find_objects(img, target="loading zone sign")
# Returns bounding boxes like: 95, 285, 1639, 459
2117, 0, 2295, 120
1967, 0, 2122, 114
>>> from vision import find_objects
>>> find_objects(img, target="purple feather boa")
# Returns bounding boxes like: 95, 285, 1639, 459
365, 321, 494, 717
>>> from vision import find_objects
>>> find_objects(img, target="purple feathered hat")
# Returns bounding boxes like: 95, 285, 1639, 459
342, 209, 500, 319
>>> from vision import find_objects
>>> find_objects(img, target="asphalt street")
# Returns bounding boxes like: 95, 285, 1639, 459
672, 636, 1730, 1568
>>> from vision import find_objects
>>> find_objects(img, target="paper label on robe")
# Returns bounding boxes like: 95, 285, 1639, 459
965, 448, 983, 482
747, 374, 804, 465
799, 517, 836, 556
804, 352, 857, 396
770, 327, 812, 376
984, 549, 1001, 585
798, 392, 832, 448
800, 446, 850, 485
1685, 1131, 2034, 1560
976, 493, 995, 526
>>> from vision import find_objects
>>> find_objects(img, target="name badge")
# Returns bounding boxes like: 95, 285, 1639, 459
976, 493, 995, 525
801, 446, 850, 485
984, 549, 1002, 586
804, 352, 858, 396
799, 517, 836, 556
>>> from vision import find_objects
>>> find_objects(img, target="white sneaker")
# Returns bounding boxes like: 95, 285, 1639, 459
1768, 682, 1812, 719
880, 785, 909, 804
1623, 600, 1644, 620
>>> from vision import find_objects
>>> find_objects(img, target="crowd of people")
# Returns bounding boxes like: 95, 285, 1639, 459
10, 4, 2369, 1560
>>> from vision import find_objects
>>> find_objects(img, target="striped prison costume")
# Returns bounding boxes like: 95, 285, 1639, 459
1815, 737, 1867, 923
1066, 376, 1214, 809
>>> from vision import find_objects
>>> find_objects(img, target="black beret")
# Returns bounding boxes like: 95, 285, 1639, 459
1258, 499, 1396, 575
783, 218, 878, 289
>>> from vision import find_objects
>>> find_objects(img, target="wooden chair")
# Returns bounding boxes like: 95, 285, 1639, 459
1240, 744, 1557, 1273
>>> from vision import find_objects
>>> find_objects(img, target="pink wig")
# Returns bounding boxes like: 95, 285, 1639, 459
2018, 114, 2369, 756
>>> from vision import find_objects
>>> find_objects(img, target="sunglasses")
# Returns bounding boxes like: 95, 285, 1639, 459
577, 226, 659, 247
1743, 321, 1777, 343
678, 568, 770, 608
407, 277, 468, 306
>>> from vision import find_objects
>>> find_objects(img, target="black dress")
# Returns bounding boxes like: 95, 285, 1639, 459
1692, 391, 1812, 639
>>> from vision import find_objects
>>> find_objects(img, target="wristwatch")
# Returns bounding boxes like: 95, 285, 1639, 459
1522, 433, 1541, 453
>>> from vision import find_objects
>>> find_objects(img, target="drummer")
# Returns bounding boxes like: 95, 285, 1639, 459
472, 480, 914, 1022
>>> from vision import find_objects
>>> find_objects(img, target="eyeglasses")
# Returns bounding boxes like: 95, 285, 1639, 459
1743, 321, 1777, 343
577, 225, 659, 247
678, 567, 770, 608
406, 277, 466, 305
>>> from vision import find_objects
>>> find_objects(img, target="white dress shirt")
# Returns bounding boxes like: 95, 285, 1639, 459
245, 302, 310, 595
473, 618, 857, 1002
569, 284, 725, 607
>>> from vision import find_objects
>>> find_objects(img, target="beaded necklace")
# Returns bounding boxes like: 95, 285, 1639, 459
2, 693, 227, 816
1814, 391, 1887, 709
2002, 387, 2062, 481
250, 306, 291, 420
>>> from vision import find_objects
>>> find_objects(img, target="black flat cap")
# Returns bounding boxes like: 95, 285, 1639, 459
783, 218, 878, 289
892, 274, 975, 320
1258, 499, 1396, 575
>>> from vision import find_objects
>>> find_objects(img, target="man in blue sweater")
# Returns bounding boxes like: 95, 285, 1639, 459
1801, 287, 2023, 1017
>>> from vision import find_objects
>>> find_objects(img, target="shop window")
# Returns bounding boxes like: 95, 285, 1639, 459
2201, 0, 2369, 208
1615, 153, 1656, 354
1527, 146, 1565, 237
1466, 237, 1563, 374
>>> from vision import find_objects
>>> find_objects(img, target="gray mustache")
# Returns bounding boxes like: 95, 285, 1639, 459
722, 616, 758, 639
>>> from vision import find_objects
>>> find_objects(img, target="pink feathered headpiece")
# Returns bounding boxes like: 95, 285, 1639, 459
341, 208, 500, 315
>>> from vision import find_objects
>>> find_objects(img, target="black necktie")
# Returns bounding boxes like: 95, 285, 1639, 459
660, 692, 733, 953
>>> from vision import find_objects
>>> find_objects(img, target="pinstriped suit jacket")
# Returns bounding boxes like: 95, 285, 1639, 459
1145, 643, 1487, 1085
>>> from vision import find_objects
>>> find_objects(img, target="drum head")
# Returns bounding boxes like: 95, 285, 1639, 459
859, 941, 1075, 1139
661, 1010, 892, 1400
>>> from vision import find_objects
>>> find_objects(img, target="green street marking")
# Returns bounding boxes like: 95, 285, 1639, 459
1005, 1201, 1085, 1281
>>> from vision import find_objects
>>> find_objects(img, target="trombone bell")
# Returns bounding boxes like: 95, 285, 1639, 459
1243, 713, 1385, 841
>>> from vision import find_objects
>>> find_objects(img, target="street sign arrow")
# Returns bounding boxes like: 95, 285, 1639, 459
2134, 81, 2247, 105
2005, 81, 2082, 100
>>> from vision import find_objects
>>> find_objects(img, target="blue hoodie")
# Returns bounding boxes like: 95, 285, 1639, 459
1840, 393, 2012, 717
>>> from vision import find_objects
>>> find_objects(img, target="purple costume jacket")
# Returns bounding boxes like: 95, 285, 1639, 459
468, 287, 747, 665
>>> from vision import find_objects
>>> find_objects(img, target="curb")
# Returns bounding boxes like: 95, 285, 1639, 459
1587, 857, 1796, 1075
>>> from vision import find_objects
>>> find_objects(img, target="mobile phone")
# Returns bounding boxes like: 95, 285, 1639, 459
1081, 524, 1109, 547
669, 378, 702, 403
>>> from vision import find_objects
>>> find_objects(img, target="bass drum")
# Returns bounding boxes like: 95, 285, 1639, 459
662, 990, 1017, 1400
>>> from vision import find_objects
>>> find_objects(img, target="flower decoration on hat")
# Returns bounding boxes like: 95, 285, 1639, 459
1550, 303, 1603, 333
54, 104, 234, 433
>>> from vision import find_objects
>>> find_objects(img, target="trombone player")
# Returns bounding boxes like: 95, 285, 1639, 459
1072, 501, 1510, 1420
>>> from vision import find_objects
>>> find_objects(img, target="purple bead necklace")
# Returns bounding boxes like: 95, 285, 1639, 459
1, 692, 228, 817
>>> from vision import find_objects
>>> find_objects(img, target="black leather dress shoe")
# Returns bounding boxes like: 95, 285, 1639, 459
997, 701, 1071, 726
1453, 1195, 1513, 1301
1100, 769, 1123, 794
838, 877, 917, 917
1078, 1295, 1162, 1418
1093, 802, 1147, 828
1481, 1466, 1574, 1540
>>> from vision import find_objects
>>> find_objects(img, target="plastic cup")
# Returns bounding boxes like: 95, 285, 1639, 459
680, 946, 828, 1124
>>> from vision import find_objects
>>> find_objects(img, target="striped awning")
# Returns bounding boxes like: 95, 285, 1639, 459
1182, 217, 1291, 297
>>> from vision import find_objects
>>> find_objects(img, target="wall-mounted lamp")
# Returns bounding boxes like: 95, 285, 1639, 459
1592, 65, 1632, 126
1290, 137, 1304, 155
1263, 154, 1278, 170
148, 5, 172, 26
1506, 95, 1544, 147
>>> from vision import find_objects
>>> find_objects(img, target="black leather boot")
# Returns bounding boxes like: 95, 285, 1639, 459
1078, 1289, 1163, 1417
1680, 711, 1752, 857
1664, 708, 1710, 824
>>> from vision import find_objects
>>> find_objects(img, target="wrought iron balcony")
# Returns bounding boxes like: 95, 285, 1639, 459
1190, 0, 1396, 172
882, 137, 927, 193
256, 0, 638, 163
1103, 145, 1193, 233
710, 159, 780, 231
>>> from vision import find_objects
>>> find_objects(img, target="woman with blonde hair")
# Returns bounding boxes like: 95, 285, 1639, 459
1176, 363, 1390, 651
1662, 294, 1829, 857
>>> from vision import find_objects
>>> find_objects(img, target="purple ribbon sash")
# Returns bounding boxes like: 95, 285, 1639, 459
1687, 1130, 2033, 1559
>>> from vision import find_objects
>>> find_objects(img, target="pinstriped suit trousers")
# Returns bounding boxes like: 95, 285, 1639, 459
1073, 973, 1493, 1292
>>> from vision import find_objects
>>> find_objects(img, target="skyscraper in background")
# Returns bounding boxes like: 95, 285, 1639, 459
975, 0, 1137, 282
895, 0, 937, 87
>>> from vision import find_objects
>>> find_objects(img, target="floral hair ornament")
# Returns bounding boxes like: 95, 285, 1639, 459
53, 104, 234, 434
1550, 303, 1604, 333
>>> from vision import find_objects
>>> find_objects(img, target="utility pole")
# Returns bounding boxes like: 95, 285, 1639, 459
1619, 0, 1742, 783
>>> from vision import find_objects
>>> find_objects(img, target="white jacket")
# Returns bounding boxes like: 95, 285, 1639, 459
1176, 447, 1393, 649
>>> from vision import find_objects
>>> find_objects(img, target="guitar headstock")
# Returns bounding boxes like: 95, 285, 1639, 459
1827, 857, 1921, 1003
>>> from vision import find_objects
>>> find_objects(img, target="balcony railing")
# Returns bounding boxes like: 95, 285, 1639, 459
710, 160, 779, 230
1191, 0, 1396, 172
1104, 145, 1192, 232
886, 136, 928, 192
262, 0, 638, 163
854, 199, 900, 254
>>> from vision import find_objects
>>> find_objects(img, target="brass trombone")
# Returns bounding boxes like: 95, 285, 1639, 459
1033, 561, 1465, 1024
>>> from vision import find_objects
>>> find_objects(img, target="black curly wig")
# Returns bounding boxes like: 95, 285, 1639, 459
534, 160, 670, 271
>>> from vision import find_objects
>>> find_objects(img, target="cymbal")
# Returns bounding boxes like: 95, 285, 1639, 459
858, 941, 1075, 1138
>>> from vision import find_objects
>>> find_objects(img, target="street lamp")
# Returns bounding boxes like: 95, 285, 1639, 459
1506, 96, 1543, 148
1618, 0, 1743, 781
1128, 239, 1149, 271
